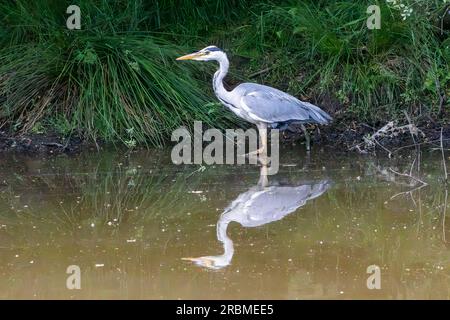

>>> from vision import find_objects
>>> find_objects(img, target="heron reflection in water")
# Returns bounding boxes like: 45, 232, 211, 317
182, 167, 331, 269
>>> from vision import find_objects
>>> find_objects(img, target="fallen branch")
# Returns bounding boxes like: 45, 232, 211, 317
351, 120, 425, 155
41, 142, 65, 148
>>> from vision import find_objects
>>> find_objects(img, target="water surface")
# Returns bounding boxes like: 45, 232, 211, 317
0, 147, 448, 299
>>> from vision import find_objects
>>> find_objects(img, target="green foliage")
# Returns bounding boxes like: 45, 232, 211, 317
0, 0, 239, 146
236, 0, 449, 120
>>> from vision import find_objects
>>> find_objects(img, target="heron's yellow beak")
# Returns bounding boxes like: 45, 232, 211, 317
176, 52, 203, 61
181, 257, 195, 261
182, 257, 214, 268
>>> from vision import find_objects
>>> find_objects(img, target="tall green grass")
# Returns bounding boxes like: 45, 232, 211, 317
235, 0, 449, 121
0, 0, 240, 146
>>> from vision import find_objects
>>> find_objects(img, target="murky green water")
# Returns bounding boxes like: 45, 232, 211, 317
0, 147, 449, 299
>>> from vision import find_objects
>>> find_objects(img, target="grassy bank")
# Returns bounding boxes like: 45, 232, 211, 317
0, 0, 449, 147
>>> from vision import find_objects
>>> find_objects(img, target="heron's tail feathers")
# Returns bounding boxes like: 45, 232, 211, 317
301, 101, 333, 125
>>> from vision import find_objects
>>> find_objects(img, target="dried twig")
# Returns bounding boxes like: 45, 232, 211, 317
248, 67, 272, 79
403, 111, 419, 151
388, 157, 428, 202
394, 138, 450, 153
388, 168, 428, 187
436, 78, 445, 116
441, 5, 450, 35
390, 183, 427, 202
373, 139, 393, 157
443, 189, 448, 243
441, 127, 448, 183
41, 142, 65, 148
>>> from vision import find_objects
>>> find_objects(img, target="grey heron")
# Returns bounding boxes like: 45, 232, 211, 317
182, 167, 331, 269
176, 46, 332, 157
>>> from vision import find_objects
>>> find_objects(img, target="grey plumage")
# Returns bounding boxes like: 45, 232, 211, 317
182, 173, 331, 269
177, 46, 332, 154
235, 83, 332, 126
177, 46, 332, 129
222, 180, 331, 228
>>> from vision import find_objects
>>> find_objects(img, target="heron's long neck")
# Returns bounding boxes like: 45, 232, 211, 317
216, 216, 234, 264
213, 55, 230, 99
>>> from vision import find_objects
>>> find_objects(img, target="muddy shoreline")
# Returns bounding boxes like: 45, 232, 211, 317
1, 120, 449, 156
0, 130, 93, 155
312, 120, 450, 153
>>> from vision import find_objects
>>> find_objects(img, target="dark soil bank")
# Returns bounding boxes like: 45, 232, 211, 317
273, 117, 450, 154
0, 131, 93, 155
312, 121, 450, 152
1, 121, 449, 156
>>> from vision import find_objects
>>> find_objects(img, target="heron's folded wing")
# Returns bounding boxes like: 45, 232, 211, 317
240, 89, 331, 124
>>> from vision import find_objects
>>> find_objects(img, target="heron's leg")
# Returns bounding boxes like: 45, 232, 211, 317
258, 165, 269, 187
257, 123, 269, 166
301, 124, 311, 152
242, 123, 266, 158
